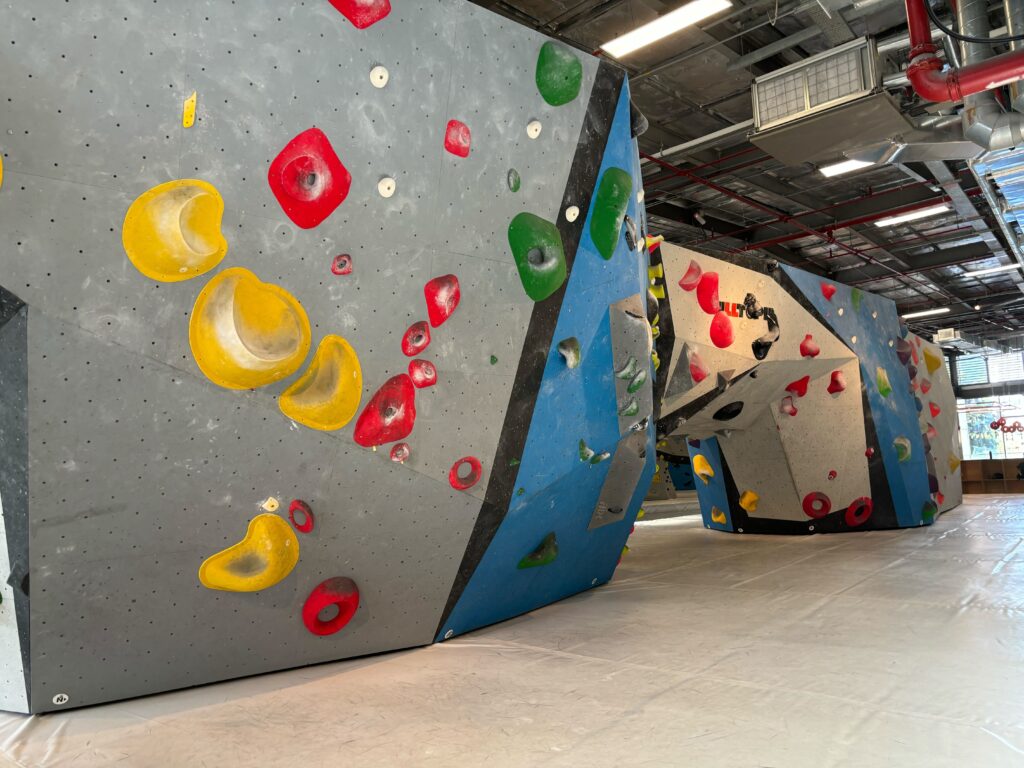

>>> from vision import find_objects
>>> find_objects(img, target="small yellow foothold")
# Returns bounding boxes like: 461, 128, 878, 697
621, 545, 630, 556
647, 264, 664, 280
182, 90, 197, 128
198, 513, 299, 592
261, 496, 280, 512
645, 234, 664, 248
637, 508, 645, 519
656, 441, 667, 448
651, 351, 660, 370
948, 455, 961, 473
711, 507, 727, 524
738, 490, 759, 513
652, 325, 661, 340
693, 454, 715, 485
650, 284, 666, 299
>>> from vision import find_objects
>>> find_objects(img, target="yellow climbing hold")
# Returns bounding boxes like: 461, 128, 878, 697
190, 267, 311, 390
182, 90, 197, 128
650, 284, 666, 299
693, 454, 715, 485
645, 234, 664, 249
279, 335, 363, 431
198, 513, 299, 592
738, 490, 759, 513
122, 179, 227, 282
651, 350, 660, 370
637, 508, 645, 519
711, 507, 727, 524
923, 346, 944, 375
948, 455, 961, 473
648, 264, 664, 280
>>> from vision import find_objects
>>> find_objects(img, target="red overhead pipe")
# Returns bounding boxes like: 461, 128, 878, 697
904, 0, 1024, 101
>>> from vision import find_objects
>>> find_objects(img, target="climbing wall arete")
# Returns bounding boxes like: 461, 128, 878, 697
0, 0, 654, 713
656, 242, 962, 534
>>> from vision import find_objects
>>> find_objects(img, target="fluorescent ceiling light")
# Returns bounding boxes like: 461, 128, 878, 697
901, 307, 951, 319
873, 203, 950, 228
600, 0, 732, 58
819, 159, 874, 178
963, 263, 1024, 277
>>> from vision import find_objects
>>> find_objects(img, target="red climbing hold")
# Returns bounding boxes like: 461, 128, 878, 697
353, 374, 417, 447
785, 375, 810, 398
827, 370, 846, 395
929, 402, 941, 418
443, 119, 472, 158
268, 127, 351, 229
302, 577, 360, 636
288, 499, 315, 534
865, 447, 875, 458
709, 311, 734, 348
696, 272, 720, 315
936, 492, 945, 505
802, 491, 831, 519
390, 442, 410, 462
331, 253, 353, 275
821, 283, 837, 301
799, 334, 820, 358
327, 0, 391, 29
779, 396, 798, 417
920, 378, 932, 394
449, 456, 483, 491
401, 321, 431, 357
845, 497, 873, 527
828, 470, 837, 480
689, 350, 709, 383
408, 359, 437, 388
424, 274, 461, 327
678, 260, 702, 291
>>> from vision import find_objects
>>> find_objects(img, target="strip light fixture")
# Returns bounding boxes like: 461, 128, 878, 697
901, 307, 951, 319
963, 263, 1024, 277
873, 203, 950, 228
600, 0, 733, 58
819, 159, 874, 177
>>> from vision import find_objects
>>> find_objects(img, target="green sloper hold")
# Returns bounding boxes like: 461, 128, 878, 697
518, 532, 559, 569
509, 212, 567, 301
851, 287, 863, 311
893, 436, 912, 463
876, 367, 892, 398
590, 168, 633, 260
536, 42, 583, 106
922, 500, 938, 522
558, 337, 581, 368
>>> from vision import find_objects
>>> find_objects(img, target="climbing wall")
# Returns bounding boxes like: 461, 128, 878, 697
657, 242, 962, 534
0, 0, 653, 712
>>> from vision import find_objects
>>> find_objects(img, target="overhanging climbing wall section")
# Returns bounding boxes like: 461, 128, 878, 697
657, 243, 961, 534
0, 0, 650, 712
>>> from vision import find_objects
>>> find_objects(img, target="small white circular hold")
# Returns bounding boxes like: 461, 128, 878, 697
837, 307, 845, 316
370, 65, 389, 88
565, 205, 580, 222
526, 119, 542, 139
872, 311, 878, 319
851, 335, 858, 344
377, 177, 396, 198
444, 629, 454, 640
52, 693, 69, 706
637, 189, 645, 204
260, 496, 280, 512
808, 525, 815, 532
591, 577, 599, 586
888, 340, 895, 347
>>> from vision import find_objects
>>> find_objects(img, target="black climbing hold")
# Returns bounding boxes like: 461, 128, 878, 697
712, 401, 744, 421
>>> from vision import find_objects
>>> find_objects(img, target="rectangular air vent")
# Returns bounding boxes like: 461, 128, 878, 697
752, 37, 878, 131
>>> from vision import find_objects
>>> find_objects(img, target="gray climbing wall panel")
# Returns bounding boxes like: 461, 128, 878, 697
0, 0, 653, 713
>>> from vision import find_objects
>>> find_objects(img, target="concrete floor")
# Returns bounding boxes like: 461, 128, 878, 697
1, 495, 1023, 767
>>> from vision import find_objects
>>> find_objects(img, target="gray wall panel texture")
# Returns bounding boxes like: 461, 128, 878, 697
0, 0, 653, 713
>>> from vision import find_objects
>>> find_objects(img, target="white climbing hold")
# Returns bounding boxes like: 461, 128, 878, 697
370, 65, 389, 88
565, 205, 580, 222
378, 177, 396, 198
526, 120, 542, 139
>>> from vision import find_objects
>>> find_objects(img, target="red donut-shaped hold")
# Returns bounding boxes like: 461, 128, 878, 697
288, 499, 315, 533
302, 577, 360, 636
449, 456, 482, 491
802, 491, 831, 519
845, 497, 873, 527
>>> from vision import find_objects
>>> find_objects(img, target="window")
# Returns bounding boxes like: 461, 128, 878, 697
956, 355, 988, 386
988, 352, 1024, 383
957, 394, 1024, 459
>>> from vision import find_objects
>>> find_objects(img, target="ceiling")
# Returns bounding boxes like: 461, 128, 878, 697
472, 0, 1024, 345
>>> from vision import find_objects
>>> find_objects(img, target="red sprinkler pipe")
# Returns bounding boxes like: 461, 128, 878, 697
905, 0, 1024, 102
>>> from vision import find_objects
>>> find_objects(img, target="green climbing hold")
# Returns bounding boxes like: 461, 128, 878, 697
922, 499, 938, 522
615, 356, 639, 380
509, 457, 520, 467
589, 167, 633, 260
627, 367, 648, 394
590, 451, 611, 464
619, 397, 640, 417
535, 42, 583, 106
518, 532, 559, 569
558, 337, 581, 369
508, 212, 567, 301
579, 438, 595, 462
517, 487, 525, 496
851, 287, 863, 311
507, 168, 521, 193
893, 436, 912, 463
876, 367, 892, 398
490, 354, 498, 365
